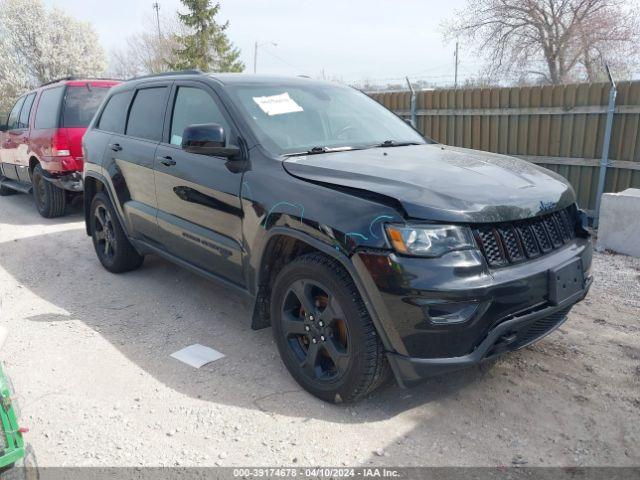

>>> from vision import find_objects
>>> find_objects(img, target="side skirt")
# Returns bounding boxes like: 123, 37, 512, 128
0, 177, 32, 194
130, 237, 253, 301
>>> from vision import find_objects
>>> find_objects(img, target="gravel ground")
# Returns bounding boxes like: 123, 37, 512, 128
0, 193, 638, 468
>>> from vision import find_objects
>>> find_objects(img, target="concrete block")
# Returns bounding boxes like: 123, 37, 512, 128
597, 188, 640, 257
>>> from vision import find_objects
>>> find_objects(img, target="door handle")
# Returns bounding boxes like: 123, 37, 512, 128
109, 143, 122, 152
157, 155, 176, 167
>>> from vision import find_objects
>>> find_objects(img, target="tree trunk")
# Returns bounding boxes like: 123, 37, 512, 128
545, 51, 560, 84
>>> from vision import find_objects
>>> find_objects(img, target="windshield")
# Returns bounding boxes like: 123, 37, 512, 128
226, 82, 427, 155
62, 85, 110, 128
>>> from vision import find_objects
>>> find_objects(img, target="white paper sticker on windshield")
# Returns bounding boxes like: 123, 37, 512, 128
253, 92, 303, 116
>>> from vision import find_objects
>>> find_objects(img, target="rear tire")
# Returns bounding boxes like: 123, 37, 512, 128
90, 192, 144, 273
271, 253, 390, 403
32, 164, 65, 218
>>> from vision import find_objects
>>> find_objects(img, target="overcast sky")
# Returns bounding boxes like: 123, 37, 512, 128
45, 0, 482, 85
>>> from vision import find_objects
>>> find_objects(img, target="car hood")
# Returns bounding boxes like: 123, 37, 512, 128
282, 144, 576, 223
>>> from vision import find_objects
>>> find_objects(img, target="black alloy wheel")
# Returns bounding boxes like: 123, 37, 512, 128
89, 192, 144, 273
93, 203, 117, 262
271, 253, 390, 403
281, 278, 351, 382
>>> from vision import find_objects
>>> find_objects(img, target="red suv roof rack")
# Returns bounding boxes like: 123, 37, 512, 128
39, 77, 121, 87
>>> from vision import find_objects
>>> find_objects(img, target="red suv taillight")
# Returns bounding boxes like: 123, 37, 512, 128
51, 130, 71, 157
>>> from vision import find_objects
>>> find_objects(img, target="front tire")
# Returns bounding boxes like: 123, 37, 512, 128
271, 253, 390, 403
90, 192, 144, 273
32, 164, 65, 218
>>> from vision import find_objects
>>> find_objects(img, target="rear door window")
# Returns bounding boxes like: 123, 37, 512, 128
62, 86, 110, 128
98, 91, 133, 134
18, 93, 36, 129
126, 87, 167, 141
34, 87, 65, 129
6, 96, 25, 130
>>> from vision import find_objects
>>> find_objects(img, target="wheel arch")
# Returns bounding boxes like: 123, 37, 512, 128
28, 156, 40, 175
83, 172, 116, 236
250, 227, 394, 353
251, 231, 320, 330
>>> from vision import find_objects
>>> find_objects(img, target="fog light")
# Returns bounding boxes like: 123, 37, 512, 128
420, 300, 480, 325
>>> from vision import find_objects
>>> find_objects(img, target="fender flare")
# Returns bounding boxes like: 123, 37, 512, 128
28, 154, 42, 174
252, 226, 395, 353
83, 171, 129, 237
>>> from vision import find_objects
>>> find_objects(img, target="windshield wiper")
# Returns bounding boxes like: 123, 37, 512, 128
282, 141, 423, 157
283, 146, 359, 157
374, 140, 424, 148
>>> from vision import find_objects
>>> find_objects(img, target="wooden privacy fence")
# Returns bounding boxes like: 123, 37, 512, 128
369, 82, 640, 213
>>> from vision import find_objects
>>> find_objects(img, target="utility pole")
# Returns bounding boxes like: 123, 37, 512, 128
454, 40, 459, 89
253, 41, 277, 74
152, 2, 161, 40
253, 41, 258, 74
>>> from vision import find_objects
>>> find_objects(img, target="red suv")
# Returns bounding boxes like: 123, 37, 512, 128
0, 78, 120, 217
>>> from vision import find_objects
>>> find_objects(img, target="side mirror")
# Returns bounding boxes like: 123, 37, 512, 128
181, 123, 240, 158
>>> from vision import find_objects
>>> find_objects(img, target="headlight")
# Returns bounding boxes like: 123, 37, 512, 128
385, 224, 476, 257
576, 208, 591, 235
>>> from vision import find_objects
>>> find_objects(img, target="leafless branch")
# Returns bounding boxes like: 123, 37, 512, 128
442, 0, 640, 84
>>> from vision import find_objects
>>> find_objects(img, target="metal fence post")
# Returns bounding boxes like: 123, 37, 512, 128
405, 76, 417, 129
593, 65, 617, 229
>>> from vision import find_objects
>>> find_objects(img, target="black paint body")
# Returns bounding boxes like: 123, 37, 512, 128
82, 73, 593, 387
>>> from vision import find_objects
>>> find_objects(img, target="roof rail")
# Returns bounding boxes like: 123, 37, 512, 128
126, 70, 203, 81
39, 76, 121, 87
40, 76, 80, 87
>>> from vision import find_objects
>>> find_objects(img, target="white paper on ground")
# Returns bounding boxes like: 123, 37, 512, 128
252, 92, 304, 116
170, 344, 225, 368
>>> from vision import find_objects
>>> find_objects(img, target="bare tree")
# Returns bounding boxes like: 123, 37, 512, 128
0, 0, 106, 115
108, 16, 184, 78
443, 0, 640, 84
574, 3, 639, 81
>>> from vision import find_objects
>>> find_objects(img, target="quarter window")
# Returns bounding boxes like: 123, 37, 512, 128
98, 91, 133, 134
126, 87, 167, 141
170, 87, 230, 146
34, 87, 65, 129
18, 93, 36, 129
6, 96, 25, 130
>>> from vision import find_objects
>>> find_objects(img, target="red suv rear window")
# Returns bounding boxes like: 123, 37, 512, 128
61, 85, 110, 128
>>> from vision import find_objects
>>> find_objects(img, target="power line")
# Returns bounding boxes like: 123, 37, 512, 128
260, 48, 303, 72
253, 41, 278, 73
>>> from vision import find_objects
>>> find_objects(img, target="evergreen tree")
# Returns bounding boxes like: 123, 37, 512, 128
171, 0, 243, 72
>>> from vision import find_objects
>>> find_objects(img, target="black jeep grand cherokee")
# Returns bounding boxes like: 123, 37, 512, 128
83, 71, 592, 403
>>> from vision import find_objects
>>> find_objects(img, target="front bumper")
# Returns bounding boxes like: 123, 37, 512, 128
387, 279, 590, 387
353, 237, 593, 387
